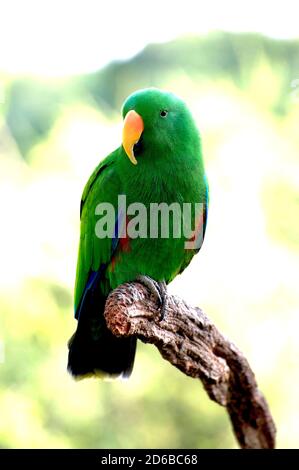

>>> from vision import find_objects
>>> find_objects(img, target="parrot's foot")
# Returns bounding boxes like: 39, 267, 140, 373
136, 275, 168, 321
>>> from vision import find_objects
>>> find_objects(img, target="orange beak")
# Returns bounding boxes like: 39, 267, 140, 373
122, 110, 144, 165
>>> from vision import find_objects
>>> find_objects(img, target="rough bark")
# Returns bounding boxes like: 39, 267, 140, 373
104, 282, 276, 449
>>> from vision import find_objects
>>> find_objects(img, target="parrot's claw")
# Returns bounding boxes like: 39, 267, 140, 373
136, 275, 168, 321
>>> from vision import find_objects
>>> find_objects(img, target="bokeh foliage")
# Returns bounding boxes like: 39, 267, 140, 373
0, 32, 299, 448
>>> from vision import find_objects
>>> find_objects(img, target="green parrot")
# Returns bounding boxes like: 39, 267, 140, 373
68, 88, 208, 379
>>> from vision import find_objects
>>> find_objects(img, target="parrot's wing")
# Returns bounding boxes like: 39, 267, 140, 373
69, 150, 137, 379
74, 151, 121, 318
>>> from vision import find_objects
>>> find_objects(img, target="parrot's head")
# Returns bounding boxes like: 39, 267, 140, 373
121, 88, 200, 166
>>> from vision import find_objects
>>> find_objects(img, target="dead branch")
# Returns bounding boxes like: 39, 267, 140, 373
104, 282, 276, 449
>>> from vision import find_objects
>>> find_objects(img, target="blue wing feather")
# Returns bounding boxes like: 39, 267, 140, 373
74, 209, 125, 320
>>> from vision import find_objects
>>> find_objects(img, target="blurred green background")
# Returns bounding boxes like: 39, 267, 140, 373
1, 1, 299, 449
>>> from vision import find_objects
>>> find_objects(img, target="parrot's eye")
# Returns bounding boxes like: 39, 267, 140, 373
160, 110, 168, 118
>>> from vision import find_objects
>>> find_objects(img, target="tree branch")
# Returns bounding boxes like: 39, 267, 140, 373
104, 282, 276, 449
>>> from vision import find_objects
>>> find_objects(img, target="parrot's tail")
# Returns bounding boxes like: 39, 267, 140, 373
67, 295, 137, 380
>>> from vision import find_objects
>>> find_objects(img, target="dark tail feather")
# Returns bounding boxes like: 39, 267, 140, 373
67, 295, 136, 380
